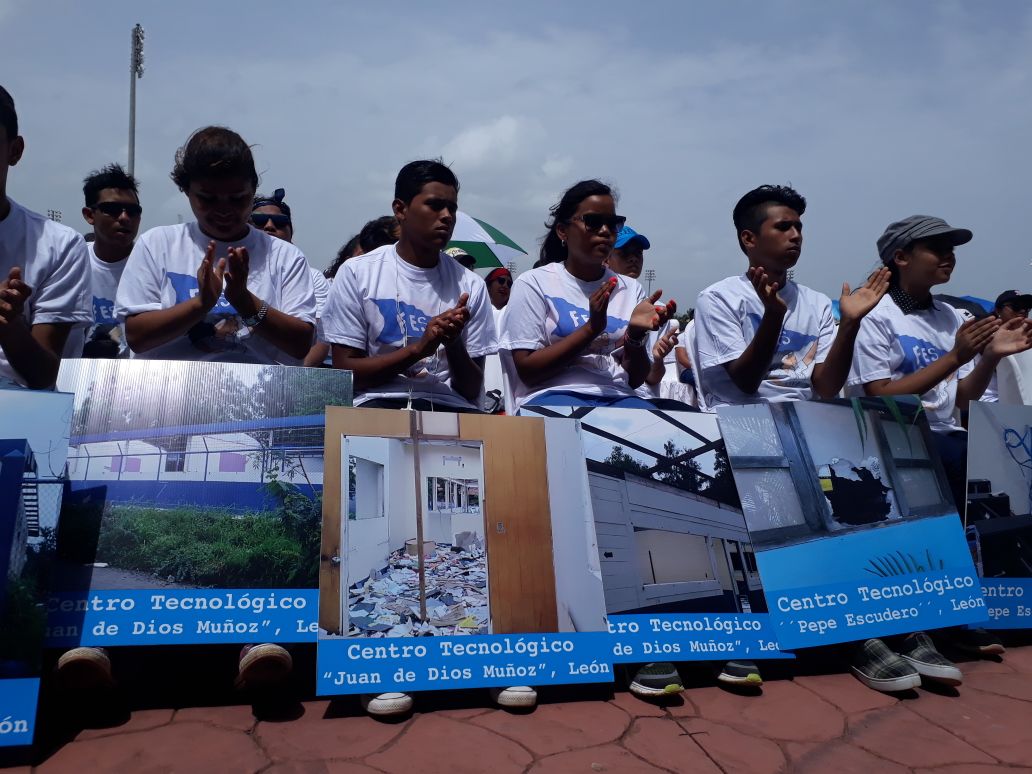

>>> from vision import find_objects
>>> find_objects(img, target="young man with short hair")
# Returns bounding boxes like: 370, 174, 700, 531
322, 160, 496, 411
695, 185, 889, 408
73, 163, 142, 358
320, 160, 503, 717
0, 84, 91, 388
694, 184, 889, 689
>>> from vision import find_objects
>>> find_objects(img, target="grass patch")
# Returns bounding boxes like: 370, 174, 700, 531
96, 495, 320, 588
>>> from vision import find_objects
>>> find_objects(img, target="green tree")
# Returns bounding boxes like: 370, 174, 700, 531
655, 439, 704, 492
703, 442, 741, 508
603, 445, 650, 477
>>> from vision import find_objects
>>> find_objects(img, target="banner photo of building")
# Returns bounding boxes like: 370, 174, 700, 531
45, 359, 351, 647
522, 405, 786, 663
0, 388, 74, 747
317, 408, 615, 695
717, 397, 984, 650
967, 401, 1032, 628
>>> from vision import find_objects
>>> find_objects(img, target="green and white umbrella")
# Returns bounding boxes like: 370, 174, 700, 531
448, 211, 527, 269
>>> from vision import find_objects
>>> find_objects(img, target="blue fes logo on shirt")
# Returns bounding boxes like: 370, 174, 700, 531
898, 334, 947, 375
548, 296, 629, 339
746, 313, 818, 355
371, 298, 434, 345
93, 296, 117, 324
167, 272, 239, 315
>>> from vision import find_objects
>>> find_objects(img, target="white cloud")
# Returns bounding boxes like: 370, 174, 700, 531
4, 3, 1032, 298
440, 115, 545, 170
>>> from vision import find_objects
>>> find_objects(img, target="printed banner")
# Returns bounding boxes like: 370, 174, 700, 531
0, 388, 75, 746
44, 360, 351, 648
316, 408, 613, 694
317, 632, 615, 693
522, 405, 790, 661
45, 589, 319, 647
606, 614, 785, 662
967, 402, 1032, 629
718, 397, 985, 650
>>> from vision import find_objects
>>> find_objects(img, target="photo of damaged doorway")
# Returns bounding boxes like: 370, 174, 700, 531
340, 434, 489, 638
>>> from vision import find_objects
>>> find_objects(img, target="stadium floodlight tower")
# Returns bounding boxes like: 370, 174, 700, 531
128, 24, 145, 176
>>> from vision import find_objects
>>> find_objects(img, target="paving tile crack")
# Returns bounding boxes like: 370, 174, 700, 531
899, 702, 1003, 765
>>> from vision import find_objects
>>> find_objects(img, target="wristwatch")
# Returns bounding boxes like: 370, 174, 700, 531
242, 300, 269, 329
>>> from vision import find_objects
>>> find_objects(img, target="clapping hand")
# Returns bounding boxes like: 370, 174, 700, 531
953, 316, 1001, 363
747, 266, 787, 317
196, 241, 226, 311
652, 323, 680, 363
839, 267, 891, 325
986, 317, 1032, 361
629, 290, 676, 338
0, 266, 32, 326
417, 293, 471, 356
588, 277, 618, 335
223, 246, 251, 308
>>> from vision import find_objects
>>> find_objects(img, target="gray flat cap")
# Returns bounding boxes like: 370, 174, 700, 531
877, 215, 972, 265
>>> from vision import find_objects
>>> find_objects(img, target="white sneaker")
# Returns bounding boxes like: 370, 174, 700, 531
361, 692, 413, 717
490, 686, 537, 708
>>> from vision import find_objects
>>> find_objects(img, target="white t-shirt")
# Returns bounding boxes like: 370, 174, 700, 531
320, 244, 497, 409
309, 265, 329, 317
847, 294, 973, 433
694, 274, 835, 407
115, 222, 316, 365
0, 198, 91, 387
982, 370, 999, 403
482, 304, 505, 411
500, 262, 647, 412
63, 242, 130, 358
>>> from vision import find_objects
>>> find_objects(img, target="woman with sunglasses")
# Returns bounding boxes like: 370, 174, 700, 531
500, 179, 675, 413
116, 126, 316, 364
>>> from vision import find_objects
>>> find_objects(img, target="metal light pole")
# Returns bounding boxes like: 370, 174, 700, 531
128, 24, 145, 176
643, 268, 656, 294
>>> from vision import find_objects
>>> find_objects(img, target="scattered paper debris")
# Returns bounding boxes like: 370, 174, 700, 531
347, 538, 488, 637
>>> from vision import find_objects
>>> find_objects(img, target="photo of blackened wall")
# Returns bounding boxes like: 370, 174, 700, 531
521, 406, 761, 616
967, 401, 1032, 578
719, 397, 955, 551
318, 409, 607, 638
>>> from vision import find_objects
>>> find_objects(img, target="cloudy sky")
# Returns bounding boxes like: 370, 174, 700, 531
4, 1, 1032, 306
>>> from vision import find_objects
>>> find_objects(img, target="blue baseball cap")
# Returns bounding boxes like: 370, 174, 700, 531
614, 225, 650, 250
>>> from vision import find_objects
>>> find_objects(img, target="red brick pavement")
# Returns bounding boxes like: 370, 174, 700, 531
4, 646, 1032, 773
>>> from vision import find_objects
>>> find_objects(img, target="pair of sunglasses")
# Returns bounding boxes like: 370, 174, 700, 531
251, 213, 291, 228
572, 213, 626, 233
490, 276, 513, 287
94, 202, 142, 218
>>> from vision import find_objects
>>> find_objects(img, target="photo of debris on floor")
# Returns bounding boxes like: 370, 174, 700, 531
346, 539, 488, 636
342, 436, 489, 638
